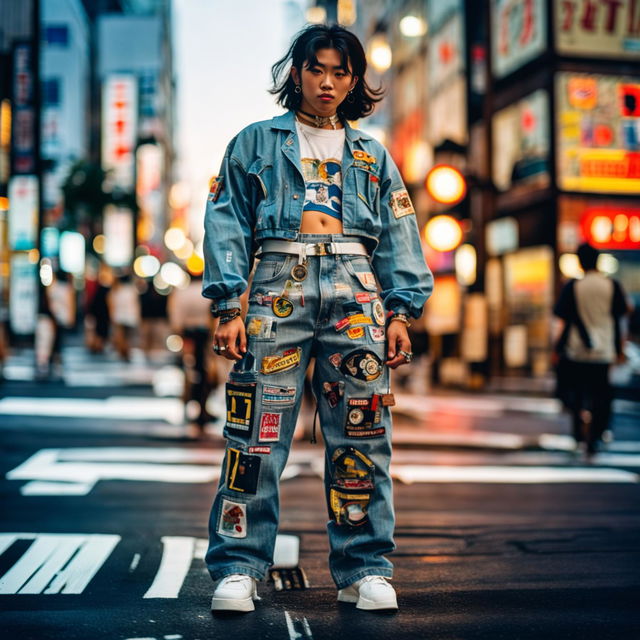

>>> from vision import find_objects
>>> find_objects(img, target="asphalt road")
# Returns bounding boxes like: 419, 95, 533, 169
1, 355, 640, 639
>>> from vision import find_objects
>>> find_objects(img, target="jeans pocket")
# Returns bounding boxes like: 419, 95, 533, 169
342, 256, 378, 291
253, 254, 292, 284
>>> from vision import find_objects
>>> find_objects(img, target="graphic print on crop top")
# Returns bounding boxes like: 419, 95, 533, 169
296, 121, 345, 221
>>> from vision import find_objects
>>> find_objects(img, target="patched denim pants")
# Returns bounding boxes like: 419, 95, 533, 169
205, 234, 395, 590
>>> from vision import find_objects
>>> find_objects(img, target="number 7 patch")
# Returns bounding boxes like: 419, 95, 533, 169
225, 382, 257, 437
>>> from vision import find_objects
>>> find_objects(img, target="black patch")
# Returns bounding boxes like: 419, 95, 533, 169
226, 447, 261, 494
225, 382, 257, 436
345, 394, 385, 438
322, 381, 345, 408
340, 349, 383, 382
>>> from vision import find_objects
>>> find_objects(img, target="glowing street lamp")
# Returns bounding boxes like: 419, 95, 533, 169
368, 34, 392, 72
424, 215, 463, 252
425, 164, 467, 206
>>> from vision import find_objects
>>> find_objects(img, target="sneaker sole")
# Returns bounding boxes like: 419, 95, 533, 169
356, 594, 398, 611
337, 588, 358, 604
210, 595, 255, 612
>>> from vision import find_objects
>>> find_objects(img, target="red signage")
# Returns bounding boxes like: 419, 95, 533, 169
581, 207, 640, 249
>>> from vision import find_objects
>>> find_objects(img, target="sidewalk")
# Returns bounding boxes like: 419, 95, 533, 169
2, 341, 638, 454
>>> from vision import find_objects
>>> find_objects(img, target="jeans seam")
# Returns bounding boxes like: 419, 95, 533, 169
208, 564, 267, 582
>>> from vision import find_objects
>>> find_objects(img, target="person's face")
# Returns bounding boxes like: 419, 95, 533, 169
290, 47, 358, 116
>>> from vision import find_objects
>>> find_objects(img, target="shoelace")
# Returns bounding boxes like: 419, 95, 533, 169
222, 574, 252, 585
360, 575, 390, 586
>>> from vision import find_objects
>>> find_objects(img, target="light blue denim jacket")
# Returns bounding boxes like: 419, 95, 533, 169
203, 110, 433, 318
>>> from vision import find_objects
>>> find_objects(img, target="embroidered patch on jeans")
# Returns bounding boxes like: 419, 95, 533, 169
390, 188, 415, 218
246, 316, 277, 340
345, 395, 385, 438
248, 445, 271, 455
226, 448, 261, 494
340, 349, 384, 382
261, 347, 302, 374
225, 382, 257, 436
329, 489, 370, 526
322, 381, 345, 408
328, 352, 343, 369
218, 498, 247, 538
332, 446, 375, 489
347, 326, 365, 339
262, 384, 296, 406
355, 272, 377, 290
368, 326, 385, 342
259, 412, 281, 441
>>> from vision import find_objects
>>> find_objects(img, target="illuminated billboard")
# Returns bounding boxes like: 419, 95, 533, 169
492, 89, 550, 192
556, 72, 640, 194
491, 0, 547, 78
101, 74, 138, 191
555, 0, 640, 59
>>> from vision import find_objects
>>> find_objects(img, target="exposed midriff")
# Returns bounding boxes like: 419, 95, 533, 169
299, 210, 344, 233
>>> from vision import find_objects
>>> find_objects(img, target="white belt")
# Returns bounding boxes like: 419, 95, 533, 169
258, 239, 368, 261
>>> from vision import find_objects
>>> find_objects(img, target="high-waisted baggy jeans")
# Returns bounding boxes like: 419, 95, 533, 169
205, 234, 395, 590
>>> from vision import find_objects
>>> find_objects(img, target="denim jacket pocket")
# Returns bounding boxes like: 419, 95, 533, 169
354, 167, 380, 215
252, 254, 293, 284
248, 161, 274, 204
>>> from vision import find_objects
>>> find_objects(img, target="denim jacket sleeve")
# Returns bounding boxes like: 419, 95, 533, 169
371, 148, 434, 319
202, 135, 257, 310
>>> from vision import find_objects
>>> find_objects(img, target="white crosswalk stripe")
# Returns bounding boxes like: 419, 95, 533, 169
0, 533, 120, 595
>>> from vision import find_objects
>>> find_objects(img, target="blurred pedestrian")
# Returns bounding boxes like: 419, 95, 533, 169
168, 274, 216, 437
139, 277, 169, 358
553, 243, 631, 455
203, 24, 432, 613
108, 273, 140, 361
86, 262, 112, 354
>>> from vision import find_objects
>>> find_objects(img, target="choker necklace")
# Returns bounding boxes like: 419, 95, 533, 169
297, 108, 341, 130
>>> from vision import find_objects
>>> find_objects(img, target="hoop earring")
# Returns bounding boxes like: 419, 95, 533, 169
294, 85, 301, 94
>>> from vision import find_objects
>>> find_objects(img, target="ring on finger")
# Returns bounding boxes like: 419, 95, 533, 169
399, 349, 413, 362
219, 345, 227, 352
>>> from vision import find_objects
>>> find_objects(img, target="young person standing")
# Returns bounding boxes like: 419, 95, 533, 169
202, 23, 433, 613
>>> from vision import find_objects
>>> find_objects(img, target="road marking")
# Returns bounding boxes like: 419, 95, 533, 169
391, 465, 638, 484
0, 533, 120, 594
144, 537, 196, 599
6, 447, 306, 496
6, 448, 223, 495
129, 553, 141, 572
0, 396, 185, 424
285, 610, 313, 639
273, 534, 300, 568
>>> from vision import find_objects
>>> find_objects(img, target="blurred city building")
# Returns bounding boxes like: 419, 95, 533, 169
346, 0, 639, 390
0, 0, 175, 346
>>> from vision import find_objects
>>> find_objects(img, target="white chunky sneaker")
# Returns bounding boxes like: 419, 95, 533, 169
211, 574, 259, 612
337, 575, 398, 611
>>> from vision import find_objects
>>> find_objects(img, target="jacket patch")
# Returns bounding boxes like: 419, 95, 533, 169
390, 188, 415, 218
208, 175, 224, 203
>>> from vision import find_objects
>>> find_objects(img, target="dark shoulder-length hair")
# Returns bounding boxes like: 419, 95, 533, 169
269, 23, 384, 121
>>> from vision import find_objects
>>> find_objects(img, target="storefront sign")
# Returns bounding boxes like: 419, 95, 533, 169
556, 72, 640, 194
9, 254, 38, 334
103, 205, 133, 267
491, 0, 547, 78
492, 89, 550, 192
486, 217, 519, 255
425, 274, 461, 335
8, 175, 38, 250
102, 75, 138, 192
11, 42, 36, 175
555, 0, 640, 58
581, 207, 640, 249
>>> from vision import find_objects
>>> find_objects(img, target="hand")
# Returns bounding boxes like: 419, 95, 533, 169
213, 316, 246, 361
385, 321, 412, 369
